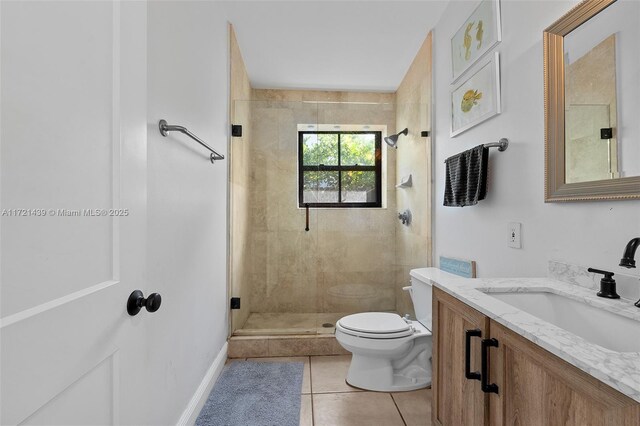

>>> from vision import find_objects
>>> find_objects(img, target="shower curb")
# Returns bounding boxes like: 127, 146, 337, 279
228, 334, 349, 358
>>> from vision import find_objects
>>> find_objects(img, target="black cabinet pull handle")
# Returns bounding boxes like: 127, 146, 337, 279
481, 338, 499, 394
127, 290, 162, 316
465, 329, 482, 381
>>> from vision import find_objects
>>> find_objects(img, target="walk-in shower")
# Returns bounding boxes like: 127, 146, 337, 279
229, 94, 400, 336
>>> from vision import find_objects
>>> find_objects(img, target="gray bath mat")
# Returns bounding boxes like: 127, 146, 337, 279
195, 361, 304, 426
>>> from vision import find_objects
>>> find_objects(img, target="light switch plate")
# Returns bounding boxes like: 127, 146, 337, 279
508, 222, 522, 249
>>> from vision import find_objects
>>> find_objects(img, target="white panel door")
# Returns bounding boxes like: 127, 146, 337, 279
1, 2, 149, 424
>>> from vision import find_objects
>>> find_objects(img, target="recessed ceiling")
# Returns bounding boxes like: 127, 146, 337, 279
223, 1, 449, 92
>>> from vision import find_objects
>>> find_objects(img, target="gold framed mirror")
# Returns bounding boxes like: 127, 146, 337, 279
544, 0, 640, 201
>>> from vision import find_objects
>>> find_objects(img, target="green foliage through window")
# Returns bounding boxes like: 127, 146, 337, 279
299, 131, 382, 208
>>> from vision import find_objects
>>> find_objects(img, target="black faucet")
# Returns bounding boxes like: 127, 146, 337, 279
588, 268, 619, 299
619, 237, 640, 307
620, 237, 640, 268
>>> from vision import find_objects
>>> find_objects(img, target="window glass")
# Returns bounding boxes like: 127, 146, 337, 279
340, 133, 376, 166
302, 171, 339, 203
341, 171, 377, 203
302, 133, 338, 166
299, 131, 381, 208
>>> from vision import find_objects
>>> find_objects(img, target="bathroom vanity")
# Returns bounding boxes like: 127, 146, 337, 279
417, 268, 640, 425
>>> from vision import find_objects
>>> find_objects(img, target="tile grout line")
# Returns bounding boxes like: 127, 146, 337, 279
389, 393, 408, 426
308, 356, 315, 426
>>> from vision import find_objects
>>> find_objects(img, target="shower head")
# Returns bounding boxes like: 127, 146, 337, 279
384, 128, 409, 148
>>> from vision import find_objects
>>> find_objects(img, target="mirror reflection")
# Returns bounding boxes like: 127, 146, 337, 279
563, 0, 639, 184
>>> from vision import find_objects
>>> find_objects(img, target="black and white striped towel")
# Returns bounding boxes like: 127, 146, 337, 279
443, 145, 488, 207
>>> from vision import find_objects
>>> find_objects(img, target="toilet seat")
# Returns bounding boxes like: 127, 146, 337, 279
337, 312, 415, 339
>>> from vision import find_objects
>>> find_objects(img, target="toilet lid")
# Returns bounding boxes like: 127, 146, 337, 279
338, 312, 411, 334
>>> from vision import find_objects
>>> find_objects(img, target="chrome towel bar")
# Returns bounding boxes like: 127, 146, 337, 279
485, 138, 509, 151
158, 119, 225, 163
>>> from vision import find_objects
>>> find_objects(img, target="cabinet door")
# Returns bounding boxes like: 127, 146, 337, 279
488, 321, 640, 426
433, 287, 489, 426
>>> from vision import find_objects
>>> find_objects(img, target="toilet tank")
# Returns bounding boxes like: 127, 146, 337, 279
409, 268, 433, 330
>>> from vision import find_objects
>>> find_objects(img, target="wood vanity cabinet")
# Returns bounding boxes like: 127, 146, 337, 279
432, 287, 489, 426
432, 287, 640, 426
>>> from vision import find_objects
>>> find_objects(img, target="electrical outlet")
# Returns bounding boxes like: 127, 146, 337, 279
508, 222, 522, 249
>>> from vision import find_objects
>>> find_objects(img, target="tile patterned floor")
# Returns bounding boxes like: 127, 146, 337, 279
236, 354, 432, 426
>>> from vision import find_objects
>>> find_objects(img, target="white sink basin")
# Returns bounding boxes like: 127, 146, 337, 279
481, 290, 640, 353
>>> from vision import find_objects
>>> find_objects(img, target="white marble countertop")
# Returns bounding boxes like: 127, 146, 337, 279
412, 268, 640, 403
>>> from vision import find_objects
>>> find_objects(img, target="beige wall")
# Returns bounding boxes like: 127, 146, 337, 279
229, 25, 252, 331
394, 33, 433, 317
247, 89, 398, 314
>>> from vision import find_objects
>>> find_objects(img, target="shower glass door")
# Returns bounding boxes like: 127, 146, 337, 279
230, 98, 398, 336
230, 100, 320, 335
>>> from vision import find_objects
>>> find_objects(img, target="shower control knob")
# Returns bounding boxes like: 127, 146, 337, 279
398, 210, 412, 226
127, 290, 162, 316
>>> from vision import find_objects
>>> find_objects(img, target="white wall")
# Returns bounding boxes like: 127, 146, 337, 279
147, 2, 229, 423
433, 1, 640, 282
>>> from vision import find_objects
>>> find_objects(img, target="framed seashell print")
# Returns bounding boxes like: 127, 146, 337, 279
450, 52, 501, 137
451, 0, 502, 83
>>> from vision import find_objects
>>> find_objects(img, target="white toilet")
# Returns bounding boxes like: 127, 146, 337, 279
335, 269, 433, 392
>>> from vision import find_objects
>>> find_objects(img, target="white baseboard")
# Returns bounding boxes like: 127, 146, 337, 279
177, 341, 228, 426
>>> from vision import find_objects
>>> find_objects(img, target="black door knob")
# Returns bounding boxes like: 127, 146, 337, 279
127, 290, 162, 316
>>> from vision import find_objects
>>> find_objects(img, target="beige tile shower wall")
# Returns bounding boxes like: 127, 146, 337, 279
394, 33, 433, 317
565, 35, 618, 183
229, 25, 252, 332
249, 89, 397, 314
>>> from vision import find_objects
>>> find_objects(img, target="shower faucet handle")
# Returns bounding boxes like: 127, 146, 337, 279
398, 210, 412, 226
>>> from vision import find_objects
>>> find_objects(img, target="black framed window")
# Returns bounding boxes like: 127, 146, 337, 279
298, 131, 382, 208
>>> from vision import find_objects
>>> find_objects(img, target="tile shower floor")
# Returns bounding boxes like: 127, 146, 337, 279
235, 313, 351, 336
228, 355, 432, 426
